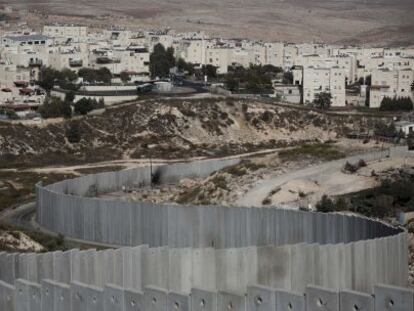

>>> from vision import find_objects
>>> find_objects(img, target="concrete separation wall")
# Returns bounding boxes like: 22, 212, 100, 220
0, 281, 413, 311
31, 151, 411, 294
0, 148, 411, 308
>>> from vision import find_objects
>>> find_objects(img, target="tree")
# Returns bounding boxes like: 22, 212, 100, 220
379, 96, 413, 112
78, 67, 112, 83
316, 195, 335, 213
119, 71, 130, 83
225, 76, 239, 92
74, 97, 102, 115
374, 121, 402, 138
283, 71, 293, 84
365, 75, 371, 86
201, 64, 217, 79
66, 122, 81, 143
38, 67, 78, 91
38, 96, 72, 119
149, 43, 176, 78
166, 47, 176, 68
223, 65, 274, 94
176, 58, 195, 75
64, 91, 75, 104
313, 92, 332, 110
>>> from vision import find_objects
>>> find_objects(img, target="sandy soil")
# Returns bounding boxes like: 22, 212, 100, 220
263, 156, 414, 209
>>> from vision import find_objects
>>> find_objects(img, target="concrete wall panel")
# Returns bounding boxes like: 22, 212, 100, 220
374, 284, 414, 311
217, 291, 245, 311
124, 289, 144, 311
340, 290, 373, 311
306, 286, 339, 311
191, 288, 218, 311
247, 285, 276, 311
275, 289, 305, 311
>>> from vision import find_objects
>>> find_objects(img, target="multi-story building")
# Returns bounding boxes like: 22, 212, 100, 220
1, 34, 51, 47
283, 44, 298, 71
43, 24, 88, 42
369, 69, 414, 108
175, 39, 207, 66
264, 42, 284, 68
205, 46, 231, 74
302, 66, 346, 107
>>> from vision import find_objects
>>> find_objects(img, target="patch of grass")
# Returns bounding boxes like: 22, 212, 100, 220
278, 143, 344, 162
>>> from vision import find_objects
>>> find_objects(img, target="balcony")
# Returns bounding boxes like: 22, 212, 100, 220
29, 59, 43, 67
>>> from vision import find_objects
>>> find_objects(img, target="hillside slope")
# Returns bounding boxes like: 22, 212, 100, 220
0, 99, 388, 168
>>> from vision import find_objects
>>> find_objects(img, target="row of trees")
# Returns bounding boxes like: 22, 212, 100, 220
38, 93, 104, 119
224, 65, 280, 94
379, 96, 413, 112
149, 44, 218, 80
38, 67, 114, 91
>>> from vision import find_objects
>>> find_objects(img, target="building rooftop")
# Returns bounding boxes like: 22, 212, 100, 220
5, 34, 49, 42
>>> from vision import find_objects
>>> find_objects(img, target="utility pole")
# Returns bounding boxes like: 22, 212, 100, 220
149, 154, 153, 188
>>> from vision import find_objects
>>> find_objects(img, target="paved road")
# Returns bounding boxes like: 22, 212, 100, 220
235, 148, 393, 207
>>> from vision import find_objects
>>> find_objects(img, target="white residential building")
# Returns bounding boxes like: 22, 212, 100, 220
303, 66, 346, 107
369, 69, 414, 108
43, 24, 88, 41
205, 47, 231, 74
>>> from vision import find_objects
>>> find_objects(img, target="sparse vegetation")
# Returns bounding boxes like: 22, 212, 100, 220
38, 96, 72, 119
316, 170, 414, 218
78, 67, 112, 84
0, 223, 67, 252
74, 97, 105, 115
279, 143, 344, 161
312, 92, 332, 110
223, 65, 278, 94
343, 159, 367, 174
380, 96, 413, 112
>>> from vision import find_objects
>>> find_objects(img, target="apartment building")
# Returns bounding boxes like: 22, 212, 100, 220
48, 45, 89, 71
303, 66, 346, 107
295, 54, 357, 85
1, 34, 51, 47
369, 68, 414, 108
0, 63, 31, 85
89, 47, 150, 74
264, 42, 284, 68
205, 47, 231, 74
43, 24, 88, 41
175, 39, 207, 66
283, 44, 298, 71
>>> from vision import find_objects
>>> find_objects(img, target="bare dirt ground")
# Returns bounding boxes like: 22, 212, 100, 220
2, 0, 414, 46
99, 139, 391, 207
261, 155, 414, 209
